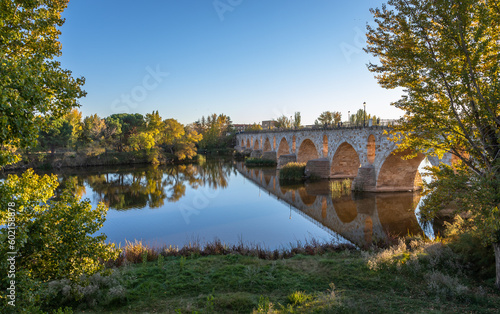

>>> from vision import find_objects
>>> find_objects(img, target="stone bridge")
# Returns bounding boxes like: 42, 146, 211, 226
235, 127, 454, 192
236, 163, 424, 248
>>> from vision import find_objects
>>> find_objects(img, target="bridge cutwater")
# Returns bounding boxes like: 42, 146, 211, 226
235, 127, 455, 192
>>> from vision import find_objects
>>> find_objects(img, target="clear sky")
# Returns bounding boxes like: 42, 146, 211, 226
58, 0, 404, 125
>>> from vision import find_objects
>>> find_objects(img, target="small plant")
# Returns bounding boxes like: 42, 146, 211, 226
205, 294, 215, 312
255, 295, 273, 313
157, 254, 164, 268
179, 256, 186, 271
288, 290, 312, 306
141, 251, 148, 265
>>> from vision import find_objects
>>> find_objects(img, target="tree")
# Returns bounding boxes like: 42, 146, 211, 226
0, 1, 117, 308
246, 123, 263, 131
274, 115, 293, 129
293, 112, 302, 128
0, 0, 86, 165
109, 113, 145, 151
197, 114, 233, 150
365, 0, 500, 288
317, 111, 333, 126
64, 109, 83, 150
317, 111, 341, 126
38, 117, 73, 154
81, 114, 106, 144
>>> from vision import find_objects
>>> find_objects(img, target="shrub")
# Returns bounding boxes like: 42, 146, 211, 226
279, 162, 306, 181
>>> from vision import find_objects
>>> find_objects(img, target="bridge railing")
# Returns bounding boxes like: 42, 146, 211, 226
237, 119, 401, 134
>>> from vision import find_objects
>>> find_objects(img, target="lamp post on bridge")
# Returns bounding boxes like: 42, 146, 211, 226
363, 102, 366, 127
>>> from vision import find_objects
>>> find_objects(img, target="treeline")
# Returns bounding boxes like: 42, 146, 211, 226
33, 110, 202, 163
29, 110, 241, 164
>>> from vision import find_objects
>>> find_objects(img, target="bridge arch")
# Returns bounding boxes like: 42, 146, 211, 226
273, 136, 276, 150
263, 137, 272, 152
331, 142, 360, 178
241, 139, 244, 147
246, 139, 250, 148
253, 139, 260, 150
376, 149, 425, 191
297, 139, 319, 163
292, 135, 296, 153
277, 137, 290, 157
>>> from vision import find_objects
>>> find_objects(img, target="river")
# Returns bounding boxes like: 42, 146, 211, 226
8, 158, 439, 249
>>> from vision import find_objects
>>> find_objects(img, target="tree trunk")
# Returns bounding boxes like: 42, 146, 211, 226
495, 242, 500, 290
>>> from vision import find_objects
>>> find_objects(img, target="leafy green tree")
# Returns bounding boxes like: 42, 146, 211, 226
103, 116, 122, 150
246, 123, 263, 131
64, 109, 83, 150
274, 115, 293, 129
38, 117, 73, 154
197, 114, 233, 150
0, 170, 117, 282
0, 0, 86, 165
81, 114, 106, 144
0, 2, 117, 308
109, 113, 145, 151
365, 0, 500, 287
293, 112, 302, 128
316, 111, 341, 126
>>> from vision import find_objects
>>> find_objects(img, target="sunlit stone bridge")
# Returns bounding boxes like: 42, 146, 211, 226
235, 126, 455, 192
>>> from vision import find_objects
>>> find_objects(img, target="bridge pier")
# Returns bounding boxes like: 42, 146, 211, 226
250, 149, 263, 158
305, 158, 330, 179
277, 154, 297, 168
352, 165, 376, 191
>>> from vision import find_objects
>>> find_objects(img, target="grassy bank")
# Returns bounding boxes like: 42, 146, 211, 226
39, 239, 500, 313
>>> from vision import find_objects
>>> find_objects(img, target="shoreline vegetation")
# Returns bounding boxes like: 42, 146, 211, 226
38, 237, 500, 313
1, 148, 234, 172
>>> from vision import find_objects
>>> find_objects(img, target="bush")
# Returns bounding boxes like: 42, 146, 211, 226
279, 162, 306, 181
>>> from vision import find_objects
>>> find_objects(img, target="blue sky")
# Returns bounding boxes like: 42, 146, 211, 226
59, 0, 403, 125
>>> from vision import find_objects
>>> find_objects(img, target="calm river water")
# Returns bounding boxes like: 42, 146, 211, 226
15, 158, 437, 249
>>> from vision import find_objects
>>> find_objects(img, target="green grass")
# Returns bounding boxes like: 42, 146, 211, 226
55, 248, 499, 313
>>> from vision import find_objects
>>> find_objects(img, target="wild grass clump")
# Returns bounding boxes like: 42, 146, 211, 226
364, 237, 475, 301
245, 157, 277, 167
279, 162, 306, 181
43, 270, 126, 310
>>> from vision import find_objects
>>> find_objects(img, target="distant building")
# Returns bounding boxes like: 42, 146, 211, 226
261, 120, 276, 130
233, 124, 252, 132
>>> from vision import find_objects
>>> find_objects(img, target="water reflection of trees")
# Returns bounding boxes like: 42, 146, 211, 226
55, 161, 234, 210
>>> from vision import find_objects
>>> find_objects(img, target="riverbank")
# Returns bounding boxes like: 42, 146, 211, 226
41, 239, 499, 313
1, 149, 217, 171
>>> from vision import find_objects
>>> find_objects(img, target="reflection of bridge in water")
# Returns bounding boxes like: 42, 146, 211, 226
236, 163, 425, 248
